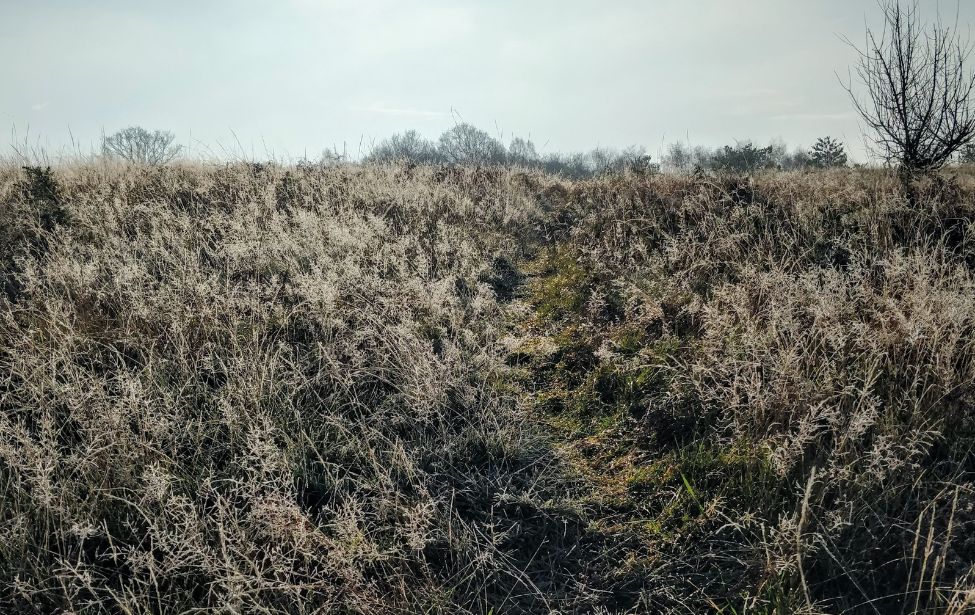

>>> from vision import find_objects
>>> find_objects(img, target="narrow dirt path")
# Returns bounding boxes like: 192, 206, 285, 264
486, 246, 671, 612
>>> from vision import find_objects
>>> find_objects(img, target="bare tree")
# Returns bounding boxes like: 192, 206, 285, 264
844, 1, 975, 176
367, 130, 441, 164
102, 127, 182, 165
437, 123, 507, 165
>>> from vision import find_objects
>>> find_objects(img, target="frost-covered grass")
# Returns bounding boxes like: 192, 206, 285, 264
1, 162, 973, 613
516, 169, 975, 613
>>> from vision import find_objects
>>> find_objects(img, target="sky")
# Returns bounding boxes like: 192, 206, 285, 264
2, 0, 974, 162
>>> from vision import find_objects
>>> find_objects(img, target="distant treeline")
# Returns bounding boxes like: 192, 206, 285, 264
364, 123, 853, 176
365, 124, 652, 178
93, 123, 975, 175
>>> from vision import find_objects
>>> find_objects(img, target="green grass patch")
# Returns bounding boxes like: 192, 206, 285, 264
531, 248, 597, 322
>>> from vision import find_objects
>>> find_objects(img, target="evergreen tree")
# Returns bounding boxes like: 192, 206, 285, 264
810, 137, 848, 168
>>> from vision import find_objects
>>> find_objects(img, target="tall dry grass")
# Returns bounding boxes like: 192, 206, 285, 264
0, 162, 598, 613
1, 161, 974, 613
519, 168, 975, 612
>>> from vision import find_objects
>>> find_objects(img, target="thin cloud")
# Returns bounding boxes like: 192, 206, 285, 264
31, 101, 50, 111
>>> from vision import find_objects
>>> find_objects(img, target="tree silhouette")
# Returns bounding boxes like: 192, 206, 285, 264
102, 127, 181, 165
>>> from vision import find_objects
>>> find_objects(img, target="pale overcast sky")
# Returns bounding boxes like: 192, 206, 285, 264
2, 0, 973, 161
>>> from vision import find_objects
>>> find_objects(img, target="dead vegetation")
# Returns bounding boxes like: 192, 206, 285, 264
514, 169, 975, 613
1, 161, 974, 613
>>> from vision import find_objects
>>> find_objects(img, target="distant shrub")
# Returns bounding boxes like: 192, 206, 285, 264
296, 147, 349, 171
710, 141, 776, 173
367, 129, 442, 164
667, 140, 827, 173
536, 146, 655, 178
776, 147, 813, 170
539, 151, 594, 178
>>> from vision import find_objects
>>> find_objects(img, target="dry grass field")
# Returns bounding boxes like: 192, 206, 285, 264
1, 161, 974, 613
